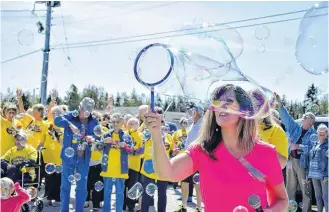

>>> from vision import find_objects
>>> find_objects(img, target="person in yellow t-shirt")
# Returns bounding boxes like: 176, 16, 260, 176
0, 103, 18, 157
140, 107, 173, 212
1, 131, 37, 183
42, 105, 64, 206
100, 113, 133, 212
123, 114, 133, 132
258, 113, 288, 169
171, 117, 189, 157
17, 89, 47, 150
123, 117, 143, 211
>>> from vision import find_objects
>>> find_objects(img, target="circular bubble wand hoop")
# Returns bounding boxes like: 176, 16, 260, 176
133, 43, 174, 112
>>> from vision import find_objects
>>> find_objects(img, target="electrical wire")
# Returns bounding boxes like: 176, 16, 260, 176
1, 49, 42, 64
52, 6, 327, 48
51, 13, 328, 50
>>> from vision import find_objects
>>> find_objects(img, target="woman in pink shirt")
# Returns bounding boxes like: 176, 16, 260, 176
144, 84, 288, 212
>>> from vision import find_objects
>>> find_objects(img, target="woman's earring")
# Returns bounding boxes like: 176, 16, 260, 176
216, 128, 218, 132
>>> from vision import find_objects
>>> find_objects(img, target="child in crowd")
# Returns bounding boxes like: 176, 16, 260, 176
101, 113, 133, 212
1, 177, 30, 212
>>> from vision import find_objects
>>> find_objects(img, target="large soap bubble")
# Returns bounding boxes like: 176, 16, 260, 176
296, 2, 328, 75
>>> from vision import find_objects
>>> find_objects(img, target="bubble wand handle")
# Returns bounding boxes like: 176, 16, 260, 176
151, 87, 155, 112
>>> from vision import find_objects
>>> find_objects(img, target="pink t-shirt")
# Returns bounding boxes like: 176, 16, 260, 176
186, 140, 283, 212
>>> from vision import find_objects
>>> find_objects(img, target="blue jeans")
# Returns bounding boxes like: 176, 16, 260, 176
312, 178, 328, 212
103, 177, 125, 212
60, 162, 89, 212
141, 175, 168, 212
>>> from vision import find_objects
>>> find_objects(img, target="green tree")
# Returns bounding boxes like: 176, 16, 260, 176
115, 92, 121, 106
82, 85, 99, 105
319, 93, 328, 115
65, 84, 80, 110
304, 83, 319, 111
130, 88, 138, 106
122, 92, 129, 106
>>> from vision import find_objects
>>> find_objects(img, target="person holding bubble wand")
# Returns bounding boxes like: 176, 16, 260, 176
54, 97, 99, 212
145, 84, 288, 211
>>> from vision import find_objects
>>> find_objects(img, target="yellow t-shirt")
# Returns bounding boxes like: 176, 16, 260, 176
100, 132, 128, 179
15, 114, 47, 150
140, 133, 173, 180
258, 123, 288, 159
42, 121, 62, 164
91, 126, 109, 161
1, 145, 37, 180
128, 130, 143, 172
0, 117, 16, 157
138, 122, 145, 132
172, 129, 188, 155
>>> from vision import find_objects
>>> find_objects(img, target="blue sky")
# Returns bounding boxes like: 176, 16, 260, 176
1, 1, 328, 102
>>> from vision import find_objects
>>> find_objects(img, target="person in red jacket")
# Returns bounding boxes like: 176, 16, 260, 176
1, 177, 30, 212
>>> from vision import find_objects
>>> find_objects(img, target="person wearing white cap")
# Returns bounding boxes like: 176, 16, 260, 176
54, 97, 99, 212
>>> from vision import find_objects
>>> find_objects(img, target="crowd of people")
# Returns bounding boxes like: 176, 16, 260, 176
0, 85, 327, 212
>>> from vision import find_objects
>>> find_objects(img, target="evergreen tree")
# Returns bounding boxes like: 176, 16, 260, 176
115, 92, 121, 106
66, 84, 80, 111
304, 83, 319, 111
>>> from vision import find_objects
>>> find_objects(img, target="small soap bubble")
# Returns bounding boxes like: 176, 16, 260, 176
94, 181, 104, 192
128, 182, 144, 200
233, 205, 248, 212
310, 134, 319, 143
288, 200, 298, 212
68, 175, 75, 183
146, 183, 157, 196
192, 173, 200, 184
55, 165, 62, 174
74, 173, 81, 181
64, 147, 75, 158
45, 163, 56, 174
101, 155, 108, 165
72, 110, 79, 117
256, 44, 266, 54
27, 187, 38, 199
255, 25, 270, 40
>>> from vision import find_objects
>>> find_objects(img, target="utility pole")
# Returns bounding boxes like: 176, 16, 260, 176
40, 1, 52, 105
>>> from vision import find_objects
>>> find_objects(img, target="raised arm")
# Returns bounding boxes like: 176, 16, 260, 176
275, 93, 299, 135
16, 88, 25, 113
144, 108, 195, 182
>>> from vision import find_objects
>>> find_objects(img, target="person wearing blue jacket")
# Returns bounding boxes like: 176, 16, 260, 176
54, 97, 99, 212
275, 93, 316, 212
308, 124, 328, 212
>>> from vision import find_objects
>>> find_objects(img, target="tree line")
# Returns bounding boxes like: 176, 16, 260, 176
0, 83, 327, 118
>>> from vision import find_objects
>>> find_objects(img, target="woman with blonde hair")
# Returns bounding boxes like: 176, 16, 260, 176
144, 84, 288, 211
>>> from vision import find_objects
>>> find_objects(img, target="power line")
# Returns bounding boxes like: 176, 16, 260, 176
2, 10, 327, 64
0, 9, 46, 12
1, 49, 41, 64
51, 13, 327, 50
52, 6, 327, 48
64, 1, 181, 26
59, 4, 70, 56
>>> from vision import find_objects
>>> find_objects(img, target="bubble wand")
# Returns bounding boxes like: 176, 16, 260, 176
133, 43, 174, 112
